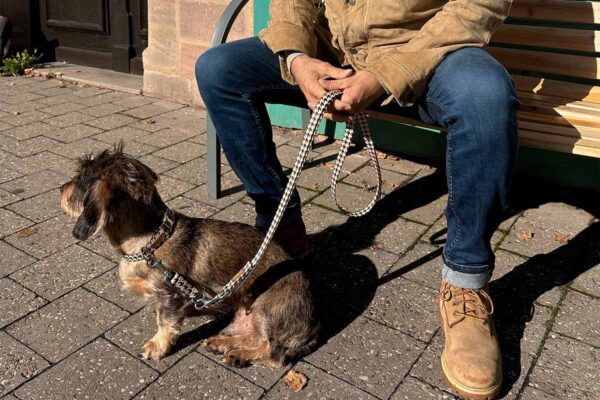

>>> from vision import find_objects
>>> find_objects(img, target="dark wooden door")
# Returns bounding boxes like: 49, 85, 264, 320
37, 0, 147, 74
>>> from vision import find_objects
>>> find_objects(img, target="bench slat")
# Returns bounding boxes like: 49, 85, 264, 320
512, 75, 600, 104
519, 93, 600, 113
519, 120, 600, 140
487, 47, 600, 80
509, 0, 600, 25
519, 131, 600, 157
493, 24, 599, 53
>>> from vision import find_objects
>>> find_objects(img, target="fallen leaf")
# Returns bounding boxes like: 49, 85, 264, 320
554, 233, 570, 243
311, 183, 320, 190
284, 370, 308, 392
143, 119, 156, 125
17, 227, 38, 238
370, 243, 381, 251
11, 111, 20, 116
517, 231, 534, 241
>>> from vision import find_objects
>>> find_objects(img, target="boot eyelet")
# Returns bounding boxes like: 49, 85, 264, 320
453, 311, 458, 317
452, 302, 457, 307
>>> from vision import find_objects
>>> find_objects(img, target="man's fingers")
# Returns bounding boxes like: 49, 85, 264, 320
330, 99, 352, 112
319, 77, 353, 91
323, 112, 353, 122
325, 66, 354, 80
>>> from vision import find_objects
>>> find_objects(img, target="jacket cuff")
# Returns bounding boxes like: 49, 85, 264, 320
366, 56, 424, 107
259, 25, 317, 85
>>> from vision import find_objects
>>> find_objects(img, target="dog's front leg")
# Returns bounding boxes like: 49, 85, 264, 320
141, 302, 184, 361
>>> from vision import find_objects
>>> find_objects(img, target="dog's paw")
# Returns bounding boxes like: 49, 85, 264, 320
140, 339, 168, 361
222, 353, 250, 368
202, 338, 225, 355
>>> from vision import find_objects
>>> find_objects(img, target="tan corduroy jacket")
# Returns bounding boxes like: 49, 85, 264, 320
259, 0, 513, 105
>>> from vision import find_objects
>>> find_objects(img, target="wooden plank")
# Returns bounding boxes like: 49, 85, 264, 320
518, 92, 600, 113
519, 120, 600, 140
509, 0, 600, 25
520, 130, 600, 147
512, 75, 600, 104
493, 24, 599, 53
486, 47, 600, 79
519, 101, 600, 127
519, 130, 600, 157
518, 136, 600, 157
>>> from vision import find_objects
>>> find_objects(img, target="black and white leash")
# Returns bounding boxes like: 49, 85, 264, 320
123, 91, 382, 310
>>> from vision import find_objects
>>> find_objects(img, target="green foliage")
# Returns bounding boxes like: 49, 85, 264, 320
1, 49, 41, 76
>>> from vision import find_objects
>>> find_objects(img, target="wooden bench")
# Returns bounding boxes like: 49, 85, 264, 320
205, 0, 600, 198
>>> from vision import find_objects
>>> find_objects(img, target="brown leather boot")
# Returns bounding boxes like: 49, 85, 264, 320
437, 280, 502, 400
261, 219, 309, 260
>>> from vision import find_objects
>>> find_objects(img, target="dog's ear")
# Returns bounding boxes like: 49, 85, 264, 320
72, 180, 111, 240
119, 159, 158, 204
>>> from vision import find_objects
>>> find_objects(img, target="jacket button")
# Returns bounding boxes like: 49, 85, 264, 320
347, 0, 356, 5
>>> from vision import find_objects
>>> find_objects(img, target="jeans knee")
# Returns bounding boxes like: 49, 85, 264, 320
195, 46, 231, 97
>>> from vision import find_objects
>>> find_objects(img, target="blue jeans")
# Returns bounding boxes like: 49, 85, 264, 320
196, 37, 519, 289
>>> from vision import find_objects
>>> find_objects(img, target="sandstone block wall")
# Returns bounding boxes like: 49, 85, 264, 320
143, 0, 254, 105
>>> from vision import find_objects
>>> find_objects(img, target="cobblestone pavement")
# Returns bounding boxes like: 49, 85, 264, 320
1, 75, 598, 400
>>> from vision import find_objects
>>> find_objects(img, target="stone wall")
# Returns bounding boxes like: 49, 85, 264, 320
143, 0, 254, 105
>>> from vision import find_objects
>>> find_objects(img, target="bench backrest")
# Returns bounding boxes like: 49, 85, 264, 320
488, 0, 599, 100
485, 0, 600, 157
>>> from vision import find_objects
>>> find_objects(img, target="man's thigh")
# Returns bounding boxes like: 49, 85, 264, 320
370, 47, 513, 127
197, 36, 305, 107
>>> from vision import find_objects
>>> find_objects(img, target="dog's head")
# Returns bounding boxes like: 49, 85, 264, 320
60, 143, 159, 240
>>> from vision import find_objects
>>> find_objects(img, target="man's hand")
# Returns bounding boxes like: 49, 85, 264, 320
291, 55, 354, 121
320, 71, 386, 115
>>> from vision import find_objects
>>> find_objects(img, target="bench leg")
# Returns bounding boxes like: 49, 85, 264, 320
206, 115, 222, 199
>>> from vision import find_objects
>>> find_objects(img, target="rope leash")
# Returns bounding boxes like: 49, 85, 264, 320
123, 91, 382, 310
195, 90, 382, 310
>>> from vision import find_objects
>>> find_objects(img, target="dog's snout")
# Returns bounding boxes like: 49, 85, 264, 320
60, 184, 65, 194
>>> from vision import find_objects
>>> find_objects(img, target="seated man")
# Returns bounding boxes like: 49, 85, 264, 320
196, 0, 518, 398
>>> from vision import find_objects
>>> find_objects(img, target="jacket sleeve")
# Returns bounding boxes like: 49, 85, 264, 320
259, 0, 320, 83
366, 0, 513, 106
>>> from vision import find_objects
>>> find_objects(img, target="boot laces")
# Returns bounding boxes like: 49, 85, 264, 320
438, 283, 494, 325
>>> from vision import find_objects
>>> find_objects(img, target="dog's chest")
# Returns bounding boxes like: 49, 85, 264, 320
118, 260, 160, 300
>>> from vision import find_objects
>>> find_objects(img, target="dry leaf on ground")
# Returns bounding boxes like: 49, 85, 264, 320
554, 233, 570, 243
516, 231, 534, 241
17, 227, 38, 238
143, 119, 156, 125
284, 370, 308, 392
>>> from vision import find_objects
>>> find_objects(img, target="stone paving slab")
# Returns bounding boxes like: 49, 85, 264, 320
305, 316, 424, 399
527, 335, 600, 399
0, 75, 597, 400
0, 332, 49, 397
263, 362, 376, 400
11, 244, 115, 301
0, 278, 46, 328
15, 338, 157, 400
136, 352, 264, 400
6, 288, 128, 363
0, 241, 36, 278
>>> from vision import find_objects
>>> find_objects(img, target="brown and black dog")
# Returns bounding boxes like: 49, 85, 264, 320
59, 144, 319, 368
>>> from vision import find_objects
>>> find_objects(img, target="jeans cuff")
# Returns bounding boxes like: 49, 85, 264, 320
442, 264, 491, 289
255, 205, 302, 230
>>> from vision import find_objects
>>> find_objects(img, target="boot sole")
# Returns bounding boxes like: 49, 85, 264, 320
441, 351, 501, 400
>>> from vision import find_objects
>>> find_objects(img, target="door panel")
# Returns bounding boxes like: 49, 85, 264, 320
37, 0, 147, 74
